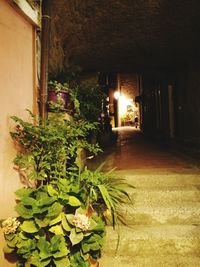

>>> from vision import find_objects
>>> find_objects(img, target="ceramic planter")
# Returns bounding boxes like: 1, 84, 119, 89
47, 88, 73, 112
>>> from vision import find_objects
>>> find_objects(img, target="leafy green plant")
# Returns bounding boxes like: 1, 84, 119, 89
48, 81, 80, 114
76, 84, 106, 123
10, 111, 100, 183
48, 80, 69, 93
78, 166, 133, 227
1, 111, 132, 266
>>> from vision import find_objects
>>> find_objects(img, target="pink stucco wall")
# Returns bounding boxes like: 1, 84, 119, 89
0, 1, 37, 265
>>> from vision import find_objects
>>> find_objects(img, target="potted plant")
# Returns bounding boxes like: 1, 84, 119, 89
48, 81, 74, 113
1, 111, 132, 267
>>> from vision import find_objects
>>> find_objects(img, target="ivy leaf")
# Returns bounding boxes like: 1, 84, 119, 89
20, 220, 39, 233
69, 228, 84, 245
68, 196, 81, 207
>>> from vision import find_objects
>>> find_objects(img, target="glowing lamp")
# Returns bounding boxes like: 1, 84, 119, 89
114, 91, 120, 100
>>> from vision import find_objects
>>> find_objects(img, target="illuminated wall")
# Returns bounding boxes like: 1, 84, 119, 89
0, 1, 37, 265
119, 73, 140, 126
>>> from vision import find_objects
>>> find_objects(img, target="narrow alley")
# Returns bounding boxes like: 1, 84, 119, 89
1, 1, 200, 267
91, 127, 200, 267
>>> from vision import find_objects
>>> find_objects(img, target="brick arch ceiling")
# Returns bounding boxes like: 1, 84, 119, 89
50, 0, 200, 71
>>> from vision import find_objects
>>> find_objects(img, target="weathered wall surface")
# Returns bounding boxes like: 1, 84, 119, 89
120, 73, 139, 100
0, 1, 36, 265
50, 0, 200, 71
175, 62, 200, 143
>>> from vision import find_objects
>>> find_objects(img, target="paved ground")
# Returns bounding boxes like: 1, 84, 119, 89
90, 126, 197, 171
89, 127, 200, 267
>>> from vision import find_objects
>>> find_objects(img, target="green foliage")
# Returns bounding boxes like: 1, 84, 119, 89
10, 112, 100, 185
76, 84, 106, 123
79, 166, 133, 227
1, 110, 132, 266
48, 81, 80, 114
48, 80, 69, 93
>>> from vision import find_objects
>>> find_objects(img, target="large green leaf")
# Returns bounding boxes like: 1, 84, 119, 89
54, 257, 70, 267
15, 188, 34, 198
47, 184, 59, 197
21, 197, 37, 207
4, 233, 15, 241
50, 235, 69, 258
68, 196, 81, 207
61, 214, 72, 232
37, 237, 51, 260
49, 225, 64, 235
15, 202, 33, 219
81, 243, 90, 254
46, 202, 63, 218
66, 214, 74, 225
17, 239, 36, 256
69, 228, 84, 245
35, 217, 51, 228
5, 235, 18, 248
49, 213, 62, 226
20, 220, 39, 233
53, 247, 69, 259
37, 196, 56, 207
30, 256, 51, 267
89, 242, 100, 251
88, 218, 97, 231
50, 235, 62, 251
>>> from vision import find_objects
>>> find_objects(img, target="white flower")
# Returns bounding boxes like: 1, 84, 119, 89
73, 213, 90, 231
2, 217, 20, 235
